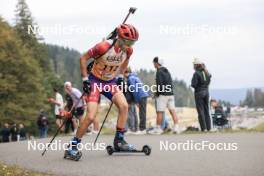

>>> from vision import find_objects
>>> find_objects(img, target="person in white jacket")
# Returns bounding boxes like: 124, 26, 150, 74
48, 88, 64, 132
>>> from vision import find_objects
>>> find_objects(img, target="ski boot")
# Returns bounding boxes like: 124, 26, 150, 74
113, 130, 135, 151
64, 137, 82, 161
106, 130, 151, 155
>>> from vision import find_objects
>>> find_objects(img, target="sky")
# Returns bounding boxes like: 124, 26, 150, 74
0, 0, 264, 89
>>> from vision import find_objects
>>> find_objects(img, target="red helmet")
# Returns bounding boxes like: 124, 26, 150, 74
117, 24, 139, 41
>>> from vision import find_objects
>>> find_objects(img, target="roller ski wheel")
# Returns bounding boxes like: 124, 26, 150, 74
106, 146, 114, 155
106, 145, 151, 156
142, 145, 151, 156
64, 150, 82, 161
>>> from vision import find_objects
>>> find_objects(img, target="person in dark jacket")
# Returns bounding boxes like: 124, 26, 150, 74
64, 94, 75, 134
10, 123, 18, 141
18, 123, 27, 141
37, 109, 49, 138
1, 123, 10, 142
125, 67, 149, 134
210, 99, 228, 127
191, 58, 212, 132
149, 57, 180, 134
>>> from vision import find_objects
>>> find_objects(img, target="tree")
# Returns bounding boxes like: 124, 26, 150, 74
0, 0, 65, 135
0, 18, 48, 126
218, 100, 231, 107
14, 0, 36, 46
45, 44, 81, 88
253, 88, 264, 107
243, 90, 254, 106
14, 0, 62, 98
14, 0, 50, 71
242, 89, 264, 107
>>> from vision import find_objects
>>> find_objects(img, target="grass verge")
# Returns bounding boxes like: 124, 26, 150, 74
0, 163, 52, 176
252, 122, 264, 132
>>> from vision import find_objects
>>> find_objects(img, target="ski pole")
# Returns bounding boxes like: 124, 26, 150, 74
122, 7, 137, 24
93, 102, 113, 145
107, 7, 137, 40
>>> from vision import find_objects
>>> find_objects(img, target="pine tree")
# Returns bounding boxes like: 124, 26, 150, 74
0, 18, 48, 127
45, 44, 81, 88
243, 89, 254, 107
14, 0, 63, 98
14, 0, 50, 71
253, 89, 264, 107
14, 0, 36, 46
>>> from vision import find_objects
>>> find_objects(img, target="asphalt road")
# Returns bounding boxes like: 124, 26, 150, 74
0, 132, 264, 176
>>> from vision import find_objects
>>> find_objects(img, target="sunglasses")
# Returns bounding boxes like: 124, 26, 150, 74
121, 39, 136, 46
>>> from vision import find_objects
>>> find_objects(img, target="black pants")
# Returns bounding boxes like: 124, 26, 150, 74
73, 107, 84, 118
64, 118, 74, 133
194, 90, 211, 131
138, 97, 147, 131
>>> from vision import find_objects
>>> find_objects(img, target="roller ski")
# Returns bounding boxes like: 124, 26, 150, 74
106, 131, 151, 156
64, 137, 82, 161
106, 144, 151, 156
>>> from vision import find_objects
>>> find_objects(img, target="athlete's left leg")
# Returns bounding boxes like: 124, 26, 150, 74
112, 92, 128, 129
111, 92, 135, 151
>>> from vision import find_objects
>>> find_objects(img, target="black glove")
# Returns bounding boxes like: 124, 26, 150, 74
83, 80, 91, 94
116, 77, 124, 86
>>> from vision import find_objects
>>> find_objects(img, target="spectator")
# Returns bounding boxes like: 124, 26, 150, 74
10, 123, 18, 141
48, 87, 64, 132
64, 94, 74, 134
122, 70, 138, 133
1, 123, 10, 143
149, 57, 180, 134
211, 99, 224, 113
64, 81, 85, 135
154, 97, 171, 132
210, 99, 228, 127
125, 67, 149, 134
18, 123, 27, 141
226, 105, 231, 117
37, 109, 49, 138
191, 58, 212, 132
126, 105, 138, 133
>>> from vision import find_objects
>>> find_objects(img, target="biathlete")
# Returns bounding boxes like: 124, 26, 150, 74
65, 24, 139, 160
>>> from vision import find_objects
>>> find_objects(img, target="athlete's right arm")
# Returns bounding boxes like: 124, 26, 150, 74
80, 52, 92, 94
80, 52, 92, 80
